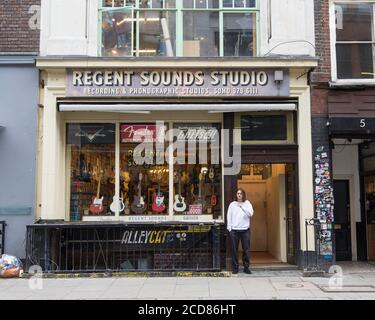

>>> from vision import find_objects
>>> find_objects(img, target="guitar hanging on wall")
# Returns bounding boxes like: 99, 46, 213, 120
209, 167, 217, 206
110, 194, 125, 214
173, 170, 187, 213
131, 172, 146, 214
89, 172, 104, 215
152, 176, 166, 213
193, 169, 207, 212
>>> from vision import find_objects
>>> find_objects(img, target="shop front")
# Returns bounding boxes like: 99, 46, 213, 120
329, 89, 375, 263
27, 58, 316, 272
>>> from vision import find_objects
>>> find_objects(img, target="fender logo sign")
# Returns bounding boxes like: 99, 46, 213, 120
75, 128, 106, 142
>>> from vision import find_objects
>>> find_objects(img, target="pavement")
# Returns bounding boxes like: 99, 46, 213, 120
1, 262, 375, 300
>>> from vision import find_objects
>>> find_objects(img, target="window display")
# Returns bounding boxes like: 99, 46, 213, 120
67, 124, 116, 220
66, 122, 222, 221
172, 123, 222, 217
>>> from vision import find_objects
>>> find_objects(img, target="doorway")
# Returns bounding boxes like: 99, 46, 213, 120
237, 163, 297, 266
333, 179, 352, 261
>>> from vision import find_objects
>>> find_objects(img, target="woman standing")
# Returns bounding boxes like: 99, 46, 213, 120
227, 188, 254, 274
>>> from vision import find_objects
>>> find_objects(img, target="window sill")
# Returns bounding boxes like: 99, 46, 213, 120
81, 215, 224, 224
330, 80, 375, 88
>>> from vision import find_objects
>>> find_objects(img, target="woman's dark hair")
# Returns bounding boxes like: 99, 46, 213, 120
235, 188, 247, 201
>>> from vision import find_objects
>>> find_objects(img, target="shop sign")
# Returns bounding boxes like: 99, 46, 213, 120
119, 227, 210, 247
121, 124, 165, 143
67, 123, 115, 144
66, 69, 290, 98
330, 117, 375, 135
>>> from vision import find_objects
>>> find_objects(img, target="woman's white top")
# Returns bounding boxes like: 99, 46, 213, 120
227, 200, 254, 232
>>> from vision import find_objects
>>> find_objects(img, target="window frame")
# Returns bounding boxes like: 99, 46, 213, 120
331, 0, 375, 83
98, 0, 259, 57
234, 112, 295, 145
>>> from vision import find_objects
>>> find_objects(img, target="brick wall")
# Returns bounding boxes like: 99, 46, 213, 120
0, 0, 40, 53
311, 0, 331, 84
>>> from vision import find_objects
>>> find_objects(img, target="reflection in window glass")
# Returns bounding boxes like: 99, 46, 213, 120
336, 3, 373, 42
66, 124, 116, 220
336, 43, 373, 79
101, 10, 133, 57
172, 124, 222, 218
241, 115, 287, 141
223, 13, 255, 56
183, 11, 219, 56
139, 11, 176, 56
120, 123, 168, 215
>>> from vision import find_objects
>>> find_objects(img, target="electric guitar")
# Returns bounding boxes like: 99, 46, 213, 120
152, 178, 166, 213
193, 172, 207, 211
110, 194, 125, 213
209, 167, 217, 206
173, 170, 187, 212
131, 172, 146, 214
89, 173, 104, 215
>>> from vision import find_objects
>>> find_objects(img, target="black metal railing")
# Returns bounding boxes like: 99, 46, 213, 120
0, 221, 5, 255
26, 222, 225, 273
304, 218, 322, 271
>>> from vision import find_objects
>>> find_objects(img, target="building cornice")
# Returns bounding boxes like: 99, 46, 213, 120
36, 56, 318, 69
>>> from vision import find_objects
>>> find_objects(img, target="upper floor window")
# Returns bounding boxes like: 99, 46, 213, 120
99, 0, 258, 57
335, 2, 375, 80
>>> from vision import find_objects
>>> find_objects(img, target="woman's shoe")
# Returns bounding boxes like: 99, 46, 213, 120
243, 268, 252, 274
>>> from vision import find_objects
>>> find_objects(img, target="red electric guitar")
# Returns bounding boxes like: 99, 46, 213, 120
89, 172, 104, 215
152, 177, 166, 213
209, 167, 217, 206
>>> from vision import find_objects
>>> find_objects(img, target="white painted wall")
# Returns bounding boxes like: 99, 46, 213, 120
260, 0, 315, 57
40, 0, 315, 57
40, 0, 98, 56
332, 140, 361, 261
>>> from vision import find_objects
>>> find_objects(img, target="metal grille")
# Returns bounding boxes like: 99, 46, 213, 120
0, 221, 5, 255
26, 223, 225, 273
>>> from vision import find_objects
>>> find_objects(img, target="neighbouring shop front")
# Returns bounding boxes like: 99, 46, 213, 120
27, 58, 317, 273
329, 89, 375, 263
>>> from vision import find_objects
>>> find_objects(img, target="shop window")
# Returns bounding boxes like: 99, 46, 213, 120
119, 123, 169, 215
66, 122, 223, 221
172, 123, 222, 218
334, 2, 375, 79
99, 1, 258, 57
66, 124, 116, 220
235, 113, 295, 144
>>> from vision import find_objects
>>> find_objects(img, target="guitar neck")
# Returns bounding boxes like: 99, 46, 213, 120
96, 175, 101, 198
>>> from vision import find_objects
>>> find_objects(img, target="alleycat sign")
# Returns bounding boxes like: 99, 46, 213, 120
66, 69, 289, 97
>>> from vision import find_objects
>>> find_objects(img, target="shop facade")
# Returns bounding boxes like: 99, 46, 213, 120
26, 58, 317, 272
311, 0, 375, 265
0, 0, 40, 259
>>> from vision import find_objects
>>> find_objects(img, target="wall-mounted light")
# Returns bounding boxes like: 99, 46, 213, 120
274, 70, 283, 84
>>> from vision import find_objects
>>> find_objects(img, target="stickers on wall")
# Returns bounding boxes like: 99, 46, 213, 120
313, 145, 334, 259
